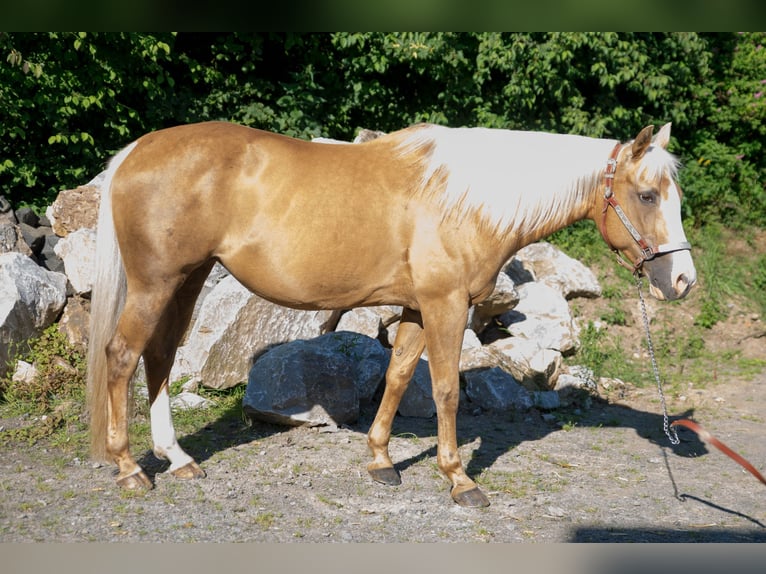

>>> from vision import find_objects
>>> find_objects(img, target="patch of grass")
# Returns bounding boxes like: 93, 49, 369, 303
680, 333, 706, 360
1, 325, 86, 413
600, 302, 627, 326
576, 322, 645, 384
477, 468, 564, 498
752, 254, 766, 316
687, 223, 761, 328
549, 220, 605, 263
0, 326, 90, 450
316, 494, 344, 508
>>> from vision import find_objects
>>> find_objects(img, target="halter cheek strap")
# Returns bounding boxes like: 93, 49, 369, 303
597, 142, 692, 274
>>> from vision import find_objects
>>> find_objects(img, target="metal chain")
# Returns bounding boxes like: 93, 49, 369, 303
635, 275, 680, 445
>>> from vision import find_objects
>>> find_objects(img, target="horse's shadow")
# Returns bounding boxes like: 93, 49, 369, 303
137, 362, 761, 529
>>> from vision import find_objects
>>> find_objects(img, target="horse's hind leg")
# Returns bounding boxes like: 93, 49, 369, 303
143, 261, 214, 480
105, 284, 183, 489
367, 308, 425, 486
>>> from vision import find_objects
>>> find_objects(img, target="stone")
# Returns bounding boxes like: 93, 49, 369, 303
498, 281, 578, 354
12, 360, 37, 385
469, 272, 520, 333
57, 295, 90, 352
37, 234, 64, 273
461, 328, 482, 350
48, 185, 100, 237
15, 207, 40, 227
335, 307, 384, 339
459, 345, 503, 373
0, 252, 67, 375
353, 129, 386, 143
53, 228, 96, 295
17, 222, 47, 255
488, 337, 562, 391
464, 367, 533, 412
171, 392, 215, 411
184, 262, 231, 344
244, 332, 389, 426
171, 275, 340, 389
0, 222, 32, 256
397, 359, 434, 418
555, 365, 598, 407
512, 241, 601, 299
531, 390, 561, 410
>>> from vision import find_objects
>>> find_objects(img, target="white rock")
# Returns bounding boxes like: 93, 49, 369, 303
53, 228, 96, 295
0, 252, 67, 375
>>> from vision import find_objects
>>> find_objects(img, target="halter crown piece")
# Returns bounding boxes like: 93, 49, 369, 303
598, 142, 691, 274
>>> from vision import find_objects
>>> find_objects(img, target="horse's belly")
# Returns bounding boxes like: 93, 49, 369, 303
217, 238, 414, 311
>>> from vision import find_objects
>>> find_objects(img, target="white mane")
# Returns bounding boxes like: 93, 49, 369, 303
397, 124, 675, 235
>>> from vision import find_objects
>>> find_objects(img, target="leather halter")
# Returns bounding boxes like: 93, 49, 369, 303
597, 142, 692, 274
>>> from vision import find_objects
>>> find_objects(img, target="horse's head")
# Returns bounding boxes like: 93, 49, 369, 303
597, 123, 696, 301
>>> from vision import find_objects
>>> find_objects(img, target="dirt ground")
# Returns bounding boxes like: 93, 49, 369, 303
2, 259, 766, 543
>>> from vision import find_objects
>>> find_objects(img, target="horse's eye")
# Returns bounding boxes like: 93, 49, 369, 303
638, 192, 657, 205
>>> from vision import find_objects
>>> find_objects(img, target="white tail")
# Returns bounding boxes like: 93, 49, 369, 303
86, 142, 136, 461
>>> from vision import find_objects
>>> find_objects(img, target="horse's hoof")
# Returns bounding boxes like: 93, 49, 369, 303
451, 486, 490, 508
116, 470, 153, 490
170, 461, 206, 480
368, 466, 402, 486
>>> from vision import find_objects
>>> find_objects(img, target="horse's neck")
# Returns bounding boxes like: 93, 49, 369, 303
491, 133, 616, 244
399, 125, 617, 254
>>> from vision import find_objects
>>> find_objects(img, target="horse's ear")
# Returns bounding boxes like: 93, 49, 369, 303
631, 125, 654, 159
653, 122, 672, 149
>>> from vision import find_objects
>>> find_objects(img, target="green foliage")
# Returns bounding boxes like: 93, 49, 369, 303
0, 325, 87, 447
600, 302, 627, 327
575, 322, 610, 378
1, 32, 764, 226
0, 325, 85, 413
687, 224, 741, 329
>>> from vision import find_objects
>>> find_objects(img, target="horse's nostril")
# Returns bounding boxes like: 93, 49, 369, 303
676, 273, 692, 295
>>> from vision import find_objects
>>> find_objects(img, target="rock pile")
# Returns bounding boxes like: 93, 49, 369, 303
1, 132, 605, 425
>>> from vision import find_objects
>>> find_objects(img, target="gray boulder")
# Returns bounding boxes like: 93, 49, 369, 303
244, 332, 390, 426
0, 222, 32, 256
171, 275, 340, 389
397, 359, 435, 418
464, 367, 533, 412
0, 252, 67, 374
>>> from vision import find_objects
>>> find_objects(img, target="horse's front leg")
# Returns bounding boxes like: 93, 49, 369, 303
367, 308, 425, 486
421, 294, 490, 508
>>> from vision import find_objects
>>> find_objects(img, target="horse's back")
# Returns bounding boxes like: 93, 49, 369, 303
109, 122, 433, 309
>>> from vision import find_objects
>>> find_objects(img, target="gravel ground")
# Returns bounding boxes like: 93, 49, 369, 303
2, 370, 765, 543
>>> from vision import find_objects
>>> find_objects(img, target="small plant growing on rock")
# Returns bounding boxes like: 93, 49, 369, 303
1, 325, 85, 413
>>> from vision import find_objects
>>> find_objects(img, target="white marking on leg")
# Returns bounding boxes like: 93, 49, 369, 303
150, 385, 194, 472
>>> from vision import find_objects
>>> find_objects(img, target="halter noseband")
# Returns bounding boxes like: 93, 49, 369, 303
597, 142, 691, 274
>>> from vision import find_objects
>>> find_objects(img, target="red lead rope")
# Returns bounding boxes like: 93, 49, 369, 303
670, 419, 766, 486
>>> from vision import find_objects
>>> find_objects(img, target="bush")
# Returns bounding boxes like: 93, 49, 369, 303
1, 32, 764, 228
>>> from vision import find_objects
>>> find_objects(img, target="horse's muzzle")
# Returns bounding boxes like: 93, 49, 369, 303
644, 251, 697, 301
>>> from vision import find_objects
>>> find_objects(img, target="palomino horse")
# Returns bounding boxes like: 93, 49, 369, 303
87, 121, 696, 507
